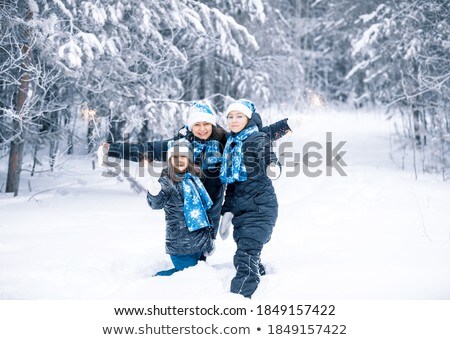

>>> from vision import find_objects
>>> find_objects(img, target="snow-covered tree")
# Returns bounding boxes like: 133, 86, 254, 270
346, 0, 450, 178
31, 0, 263, 138
175, 0, 262, 112
1, 0, 272, 195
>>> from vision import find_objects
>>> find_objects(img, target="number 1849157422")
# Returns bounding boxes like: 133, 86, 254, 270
268, 324, 347, 335
256, 304, 336, 316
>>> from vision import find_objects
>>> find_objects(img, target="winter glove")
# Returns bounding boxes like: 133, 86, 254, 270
219, 212, 234, 240
146, 161, 164, 196
266, 162, 281, 180
147, 180, 162, 196
97, 143, 110, 168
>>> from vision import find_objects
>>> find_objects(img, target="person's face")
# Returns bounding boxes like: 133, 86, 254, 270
170, 155, 189, 172
227, 111, 249, 133
191, 122, 213, 140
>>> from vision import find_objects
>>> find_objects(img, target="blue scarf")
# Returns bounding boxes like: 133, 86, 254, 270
182, 172, 213, 232
192, 140, 222, 170
219, 125, 259, 184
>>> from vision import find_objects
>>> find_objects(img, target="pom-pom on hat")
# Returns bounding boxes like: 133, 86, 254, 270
167, 138, 193, 160
225, 99, 255, 119
186, 102, 217, 131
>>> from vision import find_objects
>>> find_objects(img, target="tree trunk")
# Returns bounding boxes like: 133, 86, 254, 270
412, 104, 421, 147
48, 111, 59, 171
31, 145, 39, 177
198, 56, 206, 99
67, 113, 75, 155
213, 52, 224, 112
49, 140, 59, 172
6, 40, 31, 196
87, 119, 94, 153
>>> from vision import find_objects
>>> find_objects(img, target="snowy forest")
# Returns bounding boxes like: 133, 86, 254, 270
1, 0, 449, 195
1, 0, 450, 306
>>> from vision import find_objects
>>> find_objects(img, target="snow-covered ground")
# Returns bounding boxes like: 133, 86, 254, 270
1, 107, 449, 300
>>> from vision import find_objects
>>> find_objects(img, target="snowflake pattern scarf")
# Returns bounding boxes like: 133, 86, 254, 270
182, 172, 213, 232
192, 140, 222, 170
219, 125, 259, 184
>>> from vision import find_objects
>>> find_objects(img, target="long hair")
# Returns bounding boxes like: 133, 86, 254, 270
210, 125, 227, 144
167, 155, 201, 183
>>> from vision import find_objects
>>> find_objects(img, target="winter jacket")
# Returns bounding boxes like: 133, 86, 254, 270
146, 174, 213, 255
221, 117, 279, 244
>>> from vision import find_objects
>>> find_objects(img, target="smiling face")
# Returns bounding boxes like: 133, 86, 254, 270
227, 111, 249, 133
170, 155, 189, 173
191, 122, 213, 140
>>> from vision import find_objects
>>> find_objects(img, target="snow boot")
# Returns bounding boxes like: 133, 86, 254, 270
259, 263, 266, 276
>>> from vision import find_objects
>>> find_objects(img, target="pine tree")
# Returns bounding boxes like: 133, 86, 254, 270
346, 0, 450, 178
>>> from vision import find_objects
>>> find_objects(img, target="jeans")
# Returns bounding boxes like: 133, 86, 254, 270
155, 252, 203, 276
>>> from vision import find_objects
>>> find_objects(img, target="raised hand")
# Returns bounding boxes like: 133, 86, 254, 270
97, 143, 110, 168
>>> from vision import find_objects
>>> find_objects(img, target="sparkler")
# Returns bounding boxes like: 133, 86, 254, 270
306, 89, 325, 108
81, 104, 101, 139
81, 106, 96, 120
81, 104, 103, 158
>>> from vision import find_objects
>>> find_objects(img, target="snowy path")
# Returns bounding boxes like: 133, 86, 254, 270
1, 108, 449, 299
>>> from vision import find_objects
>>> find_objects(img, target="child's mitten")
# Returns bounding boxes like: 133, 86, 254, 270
146, 162, 164, 196
147, 179, 162, 196
97, 143, 109, 168
219, 212, 234, 240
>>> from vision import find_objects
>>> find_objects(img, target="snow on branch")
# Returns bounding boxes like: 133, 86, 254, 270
351, 23, 382, 56
57, 39, 82, 68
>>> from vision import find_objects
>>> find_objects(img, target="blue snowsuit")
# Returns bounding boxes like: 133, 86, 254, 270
147, 173, 214, 275
221, 117, 279, 298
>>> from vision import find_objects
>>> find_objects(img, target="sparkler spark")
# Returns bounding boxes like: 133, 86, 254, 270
81, 107, 96, 120
307, 89, 325, 108
81, 104, 101, 141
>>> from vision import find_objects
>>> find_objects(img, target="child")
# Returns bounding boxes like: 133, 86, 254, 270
219, 99, 279, 298
146, 139, 214, 276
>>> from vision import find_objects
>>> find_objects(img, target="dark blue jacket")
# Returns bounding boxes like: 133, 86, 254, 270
221, 118, 279, 244
109, 118, 289, 237
146, 174, 213, 255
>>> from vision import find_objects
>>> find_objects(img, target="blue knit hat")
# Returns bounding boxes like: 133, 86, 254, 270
186, 102, 217, 130
167, 138, 193, 160
225, 99, 255, 119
